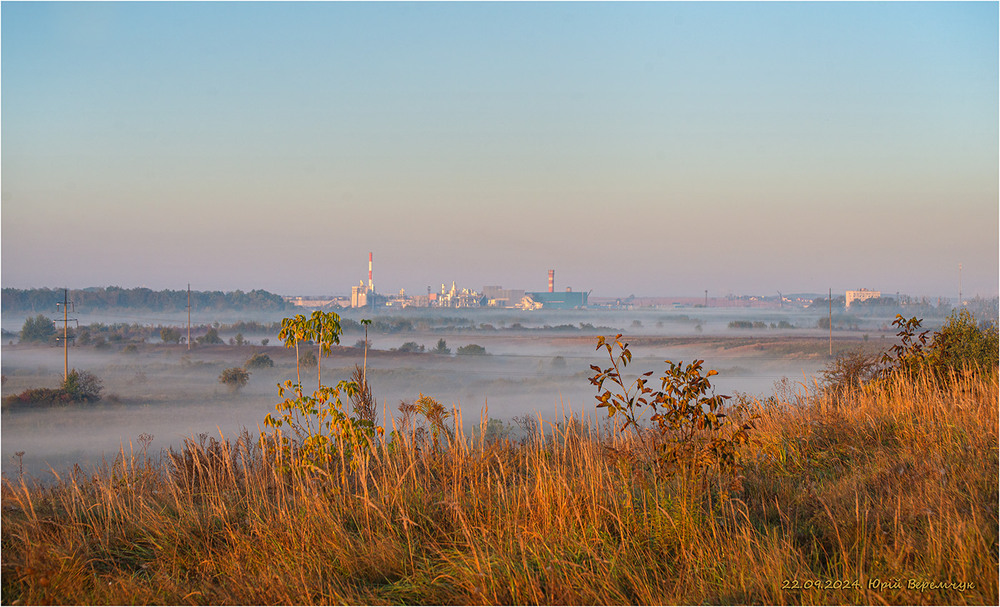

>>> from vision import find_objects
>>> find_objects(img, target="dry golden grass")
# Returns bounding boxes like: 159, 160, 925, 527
2, 368, 996, 605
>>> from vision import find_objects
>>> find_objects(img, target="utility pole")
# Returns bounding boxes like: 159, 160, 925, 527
187, 283, 192, 351
704, 290, 708, 307
56, 289, 77, 381
828, 288, 833, 357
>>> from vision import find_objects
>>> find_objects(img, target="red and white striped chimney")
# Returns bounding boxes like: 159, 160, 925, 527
548, 269, 554, 293
368, 252, 373, 293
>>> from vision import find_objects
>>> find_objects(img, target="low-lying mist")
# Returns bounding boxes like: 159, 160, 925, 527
2, 308, 891, 481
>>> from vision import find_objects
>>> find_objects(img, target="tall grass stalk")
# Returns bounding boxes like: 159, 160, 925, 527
2, 368, 996, 605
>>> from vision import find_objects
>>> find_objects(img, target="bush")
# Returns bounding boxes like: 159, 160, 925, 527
160, 327, 182, 344
62, 369, 104, 402
589, 334, 755, 480
299, 350, 317, 367
397, 341, 424, 353
197, 328, 223, 345
245, 352, 274, 369
820, 348, 881, 392
219, 367, 250, 392
3, 369, 103, 405
456, 344, 487, 356
927, 309, 998, 373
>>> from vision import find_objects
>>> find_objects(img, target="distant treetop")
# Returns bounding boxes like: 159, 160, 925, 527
1, 287, 292, 313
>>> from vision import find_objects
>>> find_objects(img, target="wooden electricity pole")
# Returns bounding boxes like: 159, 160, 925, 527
56, 289, 76, 381
828, 288, 833, 357
187, 283, 192, 350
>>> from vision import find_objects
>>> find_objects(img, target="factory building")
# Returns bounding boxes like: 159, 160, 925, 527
524, 270, 588, 309
482, 286, 526, 308
523, 289, 589, 309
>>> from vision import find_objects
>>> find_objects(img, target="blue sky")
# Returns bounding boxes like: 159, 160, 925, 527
2, 1, 997, 299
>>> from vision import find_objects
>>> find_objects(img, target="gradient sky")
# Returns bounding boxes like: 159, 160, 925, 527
2, 1, 997, 299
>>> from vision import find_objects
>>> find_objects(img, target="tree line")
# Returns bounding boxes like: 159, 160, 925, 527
1, 287, 291, 313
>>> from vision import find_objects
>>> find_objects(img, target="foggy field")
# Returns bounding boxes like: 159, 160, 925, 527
0, 315, 880, 481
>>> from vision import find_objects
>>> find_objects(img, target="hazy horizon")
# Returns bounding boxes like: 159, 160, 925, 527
3, 2, 998, 299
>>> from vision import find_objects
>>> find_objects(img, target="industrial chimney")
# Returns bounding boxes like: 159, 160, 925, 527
368, 252, 373, 293
548, 270, 554, 293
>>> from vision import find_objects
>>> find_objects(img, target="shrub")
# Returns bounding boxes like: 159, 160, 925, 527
219, 367, 250, 392
590, 334, 755, 480
433, 339, 451, 355
160, 327, 181, 344
197, 328, 223, 345
299, 350, 317, 367
926, 309, 998, 373
3, 369, 103, 405
476, 417, 511, 443
245, 352, 274, 369
820, 348, 882, 392
397, 341, 424, 353
456, 344, 487, 356
62, 369, 104, 402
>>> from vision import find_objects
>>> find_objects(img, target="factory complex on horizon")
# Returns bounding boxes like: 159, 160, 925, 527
283, 254, 902, 313
285, 254, 589, 311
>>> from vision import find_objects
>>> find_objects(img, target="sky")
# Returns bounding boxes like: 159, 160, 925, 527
2, 1, 997, 300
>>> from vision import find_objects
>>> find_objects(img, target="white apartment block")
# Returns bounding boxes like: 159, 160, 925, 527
846, 288, 881, 308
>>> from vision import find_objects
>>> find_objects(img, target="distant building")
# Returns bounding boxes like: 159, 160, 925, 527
284, 296, 336, 308
482, 286, 526, 308
846, 288, 881, 308
351, 283, 367, 308
524, 288, 588, 309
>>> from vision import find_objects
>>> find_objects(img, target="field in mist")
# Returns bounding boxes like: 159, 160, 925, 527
1, 308, 886, 480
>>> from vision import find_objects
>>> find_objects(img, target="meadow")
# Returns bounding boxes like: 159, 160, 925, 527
2, 361, 996, 605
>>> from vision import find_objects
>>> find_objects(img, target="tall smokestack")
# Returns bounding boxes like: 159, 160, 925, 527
548, 269, 554, 293
368, 252, 373, 293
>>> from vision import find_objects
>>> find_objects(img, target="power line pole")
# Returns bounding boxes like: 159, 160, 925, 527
828, 288, 833, 357
56, 288, 77, 381
187, 283, 192, 350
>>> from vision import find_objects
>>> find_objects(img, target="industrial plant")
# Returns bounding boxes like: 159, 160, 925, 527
284, 254, 902, 314
306, 254, 590, 311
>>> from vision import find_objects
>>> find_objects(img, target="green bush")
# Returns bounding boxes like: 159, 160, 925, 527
197, 328, 224, 345
456, 344, 487, 356
927, 309, 999, 373
160, 327, 182, 344
397, 341, 424, 353
589, 334, 755, 479
3, 369, 103, 405
219, 367, 250, 392
299, 350, 317, 367
62, 369, 104, 402
245, 352, 274, 369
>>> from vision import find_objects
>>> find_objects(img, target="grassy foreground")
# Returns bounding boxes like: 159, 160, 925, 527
2, 369, 997, 605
